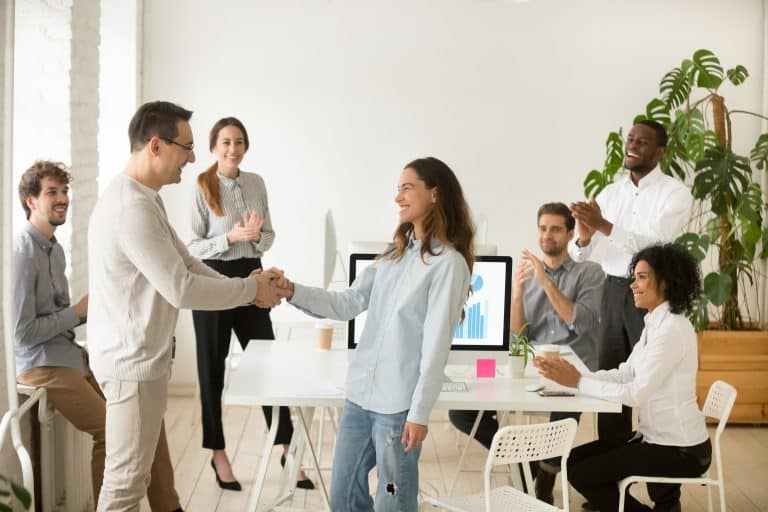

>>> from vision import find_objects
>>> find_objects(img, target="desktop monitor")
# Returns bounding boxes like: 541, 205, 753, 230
347, 253, 512, 366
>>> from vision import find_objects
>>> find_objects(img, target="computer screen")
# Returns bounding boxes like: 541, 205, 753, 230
347, 254, 512, 358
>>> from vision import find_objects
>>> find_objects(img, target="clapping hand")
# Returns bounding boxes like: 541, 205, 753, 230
227, 211, 263, 244
570, 198, 606, 237
513, 255, 534, 296
521, 250, 547, 286
534, 356, 582, 388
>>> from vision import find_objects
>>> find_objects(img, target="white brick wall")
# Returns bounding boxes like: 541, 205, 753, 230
69, 0, 100, 309
12, 0, 99, 334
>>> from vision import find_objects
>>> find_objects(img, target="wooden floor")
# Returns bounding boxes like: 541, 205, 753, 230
148, 326, 768, 511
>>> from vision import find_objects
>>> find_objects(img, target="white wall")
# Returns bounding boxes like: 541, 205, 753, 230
139, 0, 765, 388
98, 0, 140, 194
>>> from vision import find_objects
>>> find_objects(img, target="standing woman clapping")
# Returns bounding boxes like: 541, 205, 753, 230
188, 117, 313, 491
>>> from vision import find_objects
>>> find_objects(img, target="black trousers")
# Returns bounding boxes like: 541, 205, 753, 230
568, 432, 712, 512
597, 276, 646, 439
192, 257, 293, 449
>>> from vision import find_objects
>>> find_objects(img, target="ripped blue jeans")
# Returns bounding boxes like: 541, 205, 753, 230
330, 400, 421, 512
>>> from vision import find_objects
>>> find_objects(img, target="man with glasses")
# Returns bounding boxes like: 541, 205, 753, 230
87, 101, 285, 511
13, 160, 184, 511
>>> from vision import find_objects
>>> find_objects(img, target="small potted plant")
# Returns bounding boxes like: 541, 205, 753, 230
508, 323, 535, 378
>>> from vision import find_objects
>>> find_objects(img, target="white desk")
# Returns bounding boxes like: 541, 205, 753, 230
224, 340, 620, 511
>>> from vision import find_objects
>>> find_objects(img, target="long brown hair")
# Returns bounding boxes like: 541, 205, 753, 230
383, 157, 475, 274
197, 117, 250, 216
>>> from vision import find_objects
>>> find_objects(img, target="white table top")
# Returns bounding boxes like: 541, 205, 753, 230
225, 339, 621, 414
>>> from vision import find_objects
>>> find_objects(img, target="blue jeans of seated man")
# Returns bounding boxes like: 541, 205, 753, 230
330, 400, 421, 512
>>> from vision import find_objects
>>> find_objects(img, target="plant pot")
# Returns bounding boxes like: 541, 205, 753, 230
507, 355, 526, 378
697, 329, 768, 424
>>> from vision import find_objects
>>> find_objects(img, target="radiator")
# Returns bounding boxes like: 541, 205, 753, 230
52, 412, 93, 511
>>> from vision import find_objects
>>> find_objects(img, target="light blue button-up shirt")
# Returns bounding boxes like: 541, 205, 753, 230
290, 239, 471, 425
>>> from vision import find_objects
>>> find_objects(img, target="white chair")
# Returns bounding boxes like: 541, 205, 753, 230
618, 380, 737, 512
424, 418, 578, 512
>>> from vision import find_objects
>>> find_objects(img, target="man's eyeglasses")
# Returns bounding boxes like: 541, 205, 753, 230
160, 137, 195, 153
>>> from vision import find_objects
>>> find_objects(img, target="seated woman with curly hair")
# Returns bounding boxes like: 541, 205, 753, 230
535, 243, 711, 512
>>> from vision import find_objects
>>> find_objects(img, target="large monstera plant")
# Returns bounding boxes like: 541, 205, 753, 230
583, 49, 768, 330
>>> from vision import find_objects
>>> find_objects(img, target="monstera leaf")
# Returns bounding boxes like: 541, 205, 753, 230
703, 272, 733, 306
660, 59, 693, 110
762, 228, 768, 259
674, 108, 706, 161
692, 49, 724, 89
603, 131, 624, 176
583, 170, 606, 199
726, 65, 749, 86
751, 133, 768, 170
676, 232, 710, 263
692, 146, 751, 215
644, 98, 671, 127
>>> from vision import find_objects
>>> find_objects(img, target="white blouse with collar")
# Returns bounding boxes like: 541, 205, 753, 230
578, 301, 708, 446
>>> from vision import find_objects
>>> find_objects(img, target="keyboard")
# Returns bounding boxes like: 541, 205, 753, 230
441, 381, 469, 393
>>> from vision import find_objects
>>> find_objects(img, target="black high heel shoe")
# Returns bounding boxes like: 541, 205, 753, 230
280, 454, 316, 490
211, 460, 242, 491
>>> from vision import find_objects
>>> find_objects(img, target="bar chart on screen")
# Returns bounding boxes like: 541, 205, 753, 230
454, 274, 489, 339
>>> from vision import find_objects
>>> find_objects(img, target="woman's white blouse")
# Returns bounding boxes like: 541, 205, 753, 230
578, 301, 708, 446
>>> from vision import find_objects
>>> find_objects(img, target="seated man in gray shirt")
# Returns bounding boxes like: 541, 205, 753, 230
449, 202, 603, 504
13, 161, 184, 512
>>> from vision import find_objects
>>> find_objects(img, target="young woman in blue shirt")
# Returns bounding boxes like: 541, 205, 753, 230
279, 156, 474, 511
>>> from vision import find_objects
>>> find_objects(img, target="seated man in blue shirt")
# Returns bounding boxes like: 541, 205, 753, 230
13, 160, 184, 511
449, 202, 603, 504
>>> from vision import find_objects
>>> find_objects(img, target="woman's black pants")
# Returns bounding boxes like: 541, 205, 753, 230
567, 432, 711, 512
192, 257, 293, 449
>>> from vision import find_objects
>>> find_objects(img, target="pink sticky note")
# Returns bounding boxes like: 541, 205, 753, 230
476, 358, 496, 378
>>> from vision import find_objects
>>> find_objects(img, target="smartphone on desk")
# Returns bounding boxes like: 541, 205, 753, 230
537, 390, 575, 397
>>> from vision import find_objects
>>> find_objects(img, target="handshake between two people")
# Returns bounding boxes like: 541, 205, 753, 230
248, 267, 295, 309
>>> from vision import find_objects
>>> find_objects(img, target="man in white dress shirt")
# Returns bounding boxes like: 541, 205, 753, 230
568, 120, 693, 441
88, 101, 284, 511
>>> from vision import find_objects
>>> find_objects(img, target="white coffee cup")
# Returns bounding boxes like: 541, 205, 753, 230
538, 344, 561, 359
314, 323, 333, 350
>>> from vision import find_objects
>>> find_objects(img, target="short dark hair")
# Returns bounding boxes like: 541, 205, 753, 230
629, 243, 701, 315
18, 161, 72, 219
128, 101, 193, 152
637, 119, 668, 148
537, 202, 575, 231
